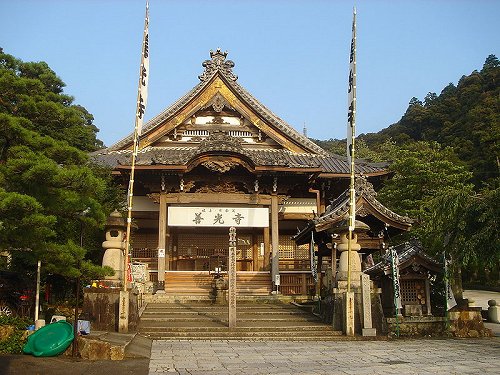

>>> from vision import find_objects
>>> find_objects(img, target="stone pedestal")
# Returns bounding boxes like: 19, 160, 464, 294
82, 287, 138, 332
212, 277, 228, 304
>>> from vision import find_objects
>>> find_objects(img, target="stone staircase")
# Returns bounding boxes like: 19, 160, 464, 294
138, 301, 345, 340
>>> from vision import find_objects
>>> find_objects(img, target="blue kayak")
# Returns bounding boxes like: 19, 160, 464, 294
23, 321, 74, 357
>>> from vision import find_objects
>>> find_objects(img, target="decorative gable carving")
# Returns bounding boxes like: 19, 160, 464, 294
198, 49, 238, 82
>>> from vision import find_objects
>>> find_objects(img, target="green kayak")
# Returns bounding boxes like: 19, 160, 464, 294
23, 321, 74, 357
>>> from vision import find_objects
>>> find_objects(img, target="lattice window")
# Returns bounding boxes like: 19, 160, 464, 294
131, 232, 158, 258
278, 236, 310, 260
131, 232, 158, 249
401, 279, 426, 305
177, 233, 252, 260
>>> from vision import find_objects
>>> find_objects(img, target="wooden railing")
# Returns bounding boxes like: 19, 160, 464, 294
279, 271, 316, 296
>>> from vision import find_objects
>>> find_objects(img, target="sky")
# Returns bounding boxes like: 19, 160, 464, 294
1, 0, 498, 147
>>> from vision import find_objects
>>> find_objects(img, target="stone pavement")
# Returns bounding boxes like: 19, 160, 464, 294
149, 338, 500, 375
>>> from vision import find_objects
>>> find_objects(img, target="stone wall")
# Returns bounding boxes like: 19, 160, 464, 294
385, 308, 493, 338
82, 288, 139, 332
448, 308, 492, 338
386, 316, 447, 337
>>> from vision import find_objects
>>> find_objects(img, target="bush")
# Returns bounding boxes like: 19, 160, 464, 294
0, 315, 33, 354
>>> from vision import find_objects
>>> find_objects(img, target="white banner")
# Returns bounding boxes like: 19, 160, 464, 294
346, 8, 356, 166
390, 246, 402, 310
168, 207, 269, 228
444, 257, 457, 311
136, 0, 150, 136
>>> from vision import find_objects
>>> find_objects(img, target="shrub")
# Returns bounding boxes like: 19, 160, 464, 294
0, 316, 33, 354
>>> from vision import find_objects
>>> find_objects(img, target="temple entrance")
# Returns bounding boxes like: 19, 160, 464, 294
173, 230, 263, 272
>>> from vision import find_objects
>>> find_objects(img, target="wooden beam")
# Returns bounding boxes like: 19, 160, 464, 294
271, 194, 280, 288
157, 192, 167, 289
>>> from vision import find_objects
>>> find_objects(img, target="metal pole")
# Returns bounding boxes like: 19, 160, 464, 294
34, 260, 41, 321
347, 8, 357, 293
72, 221, 83, 357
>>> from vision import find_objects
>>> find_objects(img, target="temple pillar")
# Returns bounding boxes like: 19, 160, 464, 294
157, 192, 167, 291
263, 226, 270, 270
271, 194, 280, 289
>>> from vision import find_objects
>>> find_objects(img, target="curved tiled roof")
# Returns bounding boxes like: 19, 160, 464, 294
91, 143, 387, 174
314, 176, 413, 229
365, 240, 441, 275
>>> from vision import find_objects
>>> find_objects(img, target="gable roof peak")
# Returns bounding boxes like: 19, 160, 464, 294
198, 48, 238, 82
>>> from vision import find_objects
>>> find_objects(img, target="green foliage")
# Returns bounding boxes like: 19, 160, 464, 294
0, 316, 32, 354
0, 50, 120, 282
0, 51, 103, 151
362, 55, 499, 187
376, 141, 473, 221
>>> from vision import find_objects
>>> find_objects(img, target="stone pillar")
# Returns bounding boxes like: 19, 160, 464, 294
271, 194, 280, 290
331, 241, 337, 288
157, 192, 167, 291
361, 273, 376, 336
102, 210, 126, 282
228, 227, 237, 328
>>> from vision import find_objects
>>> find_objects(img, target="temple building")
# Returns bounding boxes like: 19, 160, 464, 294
92, 49, 392, 297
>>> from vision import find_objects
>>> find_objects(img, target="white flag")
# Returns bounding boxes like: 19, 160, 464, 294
310, 233, 318, 282
346, 8, 356, 166
390, 247, 402, 310
444, 257, 457, 310
136, 1, 150, 136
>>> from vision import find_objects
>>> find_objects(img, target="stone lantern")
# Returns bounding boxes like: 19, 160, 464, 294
102, 210, 126, 282
328, 219, 370, 289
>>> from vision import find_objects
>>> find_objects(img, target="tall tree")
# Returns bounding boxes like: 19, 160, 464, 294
0, 49, 118, 281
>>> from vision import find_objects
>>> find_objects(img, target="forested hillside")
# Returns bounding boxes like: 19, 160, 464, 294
364, 54, 499, 187
314, 55, 499, 286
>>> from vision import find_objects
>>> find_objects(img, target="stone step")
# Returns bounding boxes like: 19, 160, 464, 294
142, 331, 342, 340
138, 324, 335, 332
138, 301, 334, 340
144, 334, 375, 341
143, 303, 303, 311
141, 310, 313, 317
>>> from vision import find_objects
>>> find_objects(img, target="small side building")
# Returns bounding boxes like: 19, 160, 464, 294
365, 240, 442, 317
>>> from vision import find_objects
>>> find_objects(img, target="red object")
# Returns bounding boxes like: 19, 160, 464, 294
127, 262, 132, 282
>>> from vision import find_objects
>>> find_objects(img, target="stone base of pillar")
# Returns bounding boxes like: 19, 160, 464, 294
344, 291, 355, 336
330, 282, 385, 336
83, 286, 138, 332
362, 328, 377, 336
118, 290, 129, 333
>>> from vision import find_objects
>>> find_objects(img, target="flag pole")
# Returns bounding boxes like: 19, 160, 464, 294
347, 8, 357, 294
119, 0, 150, 333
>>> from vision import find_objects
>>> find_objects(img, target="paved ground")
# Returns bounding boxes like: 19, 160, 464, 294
2, 290, 499, 374
149, 338, 500, 375
0, 355, 149, 375
463, 289, 499, 310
